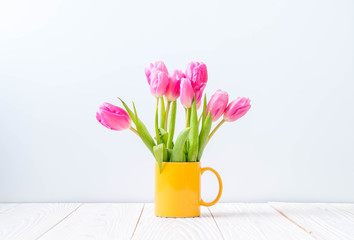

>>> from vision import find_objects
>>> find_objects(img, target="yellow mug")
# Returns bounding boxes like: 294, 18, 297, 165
155, 162, 223, 217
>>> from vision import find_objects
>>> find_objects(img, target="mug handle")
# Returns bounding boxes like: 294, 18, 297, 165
200, 167, 223, 207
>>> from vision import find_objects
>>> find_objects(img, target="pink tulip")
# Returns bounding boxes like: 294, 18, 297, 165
145, 63, 154, 85
180, 78, 194, 108
165, 69, 184, 101
185, 62, 208, 106
194, 84, 206, 108
145, 61, 168, 85
223, 97, 251, 122
185, 62, 208, 87
96, 103, 131, 131
149, 69, 169, 98
206, 90, 229, 122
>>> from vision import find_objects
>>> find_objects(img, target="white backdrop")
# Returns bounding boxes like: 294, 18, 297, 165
1, 0, 353, 203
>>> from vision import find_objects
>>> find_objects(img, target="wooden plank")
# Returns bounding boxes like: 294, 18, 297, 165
270, 202, 354, 240
0, 204, 18, 213
329, 203, 354, 220
132, 204, 222, 240
39, 203, 144, 240
0, 203, 80, 240
209, 203, 313, 240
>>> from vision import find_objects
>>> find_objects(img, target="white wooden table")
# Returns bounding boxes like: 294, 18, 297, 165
0, 203, 353, 240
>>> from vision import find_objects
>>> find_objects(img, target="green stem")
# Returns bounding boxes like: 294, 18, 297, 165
185, 108, 191, 128
187, 98, 198, 162
164, 100, 171, 130
207, 120, 225, 144
155, 98, 161, 144
129, 126, 139, 137
160, 97, 166, 129
167, 101, 176, 149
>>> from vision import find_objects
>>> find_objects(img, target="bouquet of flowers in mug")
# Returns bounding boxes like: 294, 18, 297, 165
96, 61, 251, 171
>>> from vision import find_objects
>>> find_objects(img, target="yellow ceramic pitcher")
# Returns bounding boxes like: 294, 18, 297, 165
155, 162, 223, 217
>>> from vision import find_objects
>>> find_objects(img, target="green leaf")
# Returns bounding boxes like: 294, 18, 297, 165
132, 102, 156, 154
118, 98, 156, 154
166, 149, 172, 162
197, 112, 212, 161
160, 97, 166, 129
155, 128, 168, 145
183, 140, 189, 162
163, 144, 168, 162
118, 98, 137, 126
170, 128, 191, 162
153, 143, 164, 172
198, 115, 202, 131
166, 100, 177, 149
187, 98, 199, 162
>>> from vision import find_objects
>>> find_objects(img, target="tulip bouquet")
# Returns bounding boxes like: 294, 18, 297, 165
96, 61, 251, 171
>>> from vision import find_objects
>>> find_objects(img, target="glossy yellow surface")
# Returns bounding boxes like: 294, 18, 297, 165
155, 162, 223, 217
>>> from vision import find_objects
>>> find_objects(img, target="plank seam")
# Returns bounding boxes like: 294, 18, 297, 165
130, 203, 145, 240
207, 207, 225, 240
35, 203, 83, 240
269, 203, 317, 239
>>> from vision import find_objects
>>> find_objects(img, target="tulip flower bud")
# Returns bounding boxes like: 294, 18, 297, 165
185, 62, 208, 106
206, 90, 229, 122
165, 69, 184, 101
96, 103, 131, 130
145, 61, 168, 85
180, 78, 194, 108
194, 84, 206, 109
185, 62, 208, 87
223, 97, 251, 122
149, 69, 169, 98
145, 63, 154, 85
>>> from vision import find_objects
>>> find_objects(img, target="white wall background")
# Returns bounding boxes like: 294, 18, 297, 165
1, 0, 353, 203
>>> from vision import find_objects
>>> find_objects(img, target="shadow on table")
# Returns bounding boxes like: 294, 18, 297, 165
209, 210, 283, 218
